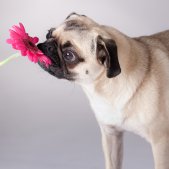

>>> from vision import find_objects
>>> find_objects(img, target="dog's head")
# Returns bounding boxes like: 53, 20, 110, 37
38, 13, 121, 84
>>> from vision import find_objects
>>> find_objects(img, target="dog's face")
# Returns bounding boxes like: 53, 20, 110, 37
38, 13, 121, 84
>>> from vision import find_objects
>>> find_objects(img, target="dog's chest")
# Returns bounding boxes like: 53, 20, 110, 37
82, 85, 149, 139
90, 97, 124, 126
83, 86, 125, 127
86, 93, 148, 138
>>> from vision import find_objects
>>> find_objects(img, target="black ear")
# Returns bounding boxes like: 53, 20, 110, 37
46, 28, 55, 39
97, 36, 121, 78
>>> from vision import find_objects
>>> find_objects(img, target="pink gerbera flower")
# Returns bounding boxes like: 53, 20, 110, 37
6, 23, 51, 67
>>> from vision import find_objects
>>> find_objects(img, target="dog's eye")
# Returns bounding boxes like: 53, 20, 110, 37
63, 50, 77, 63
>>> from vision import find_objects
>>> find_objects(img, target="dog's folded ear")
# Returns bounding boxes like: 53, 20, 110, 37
97, 36, 121, 78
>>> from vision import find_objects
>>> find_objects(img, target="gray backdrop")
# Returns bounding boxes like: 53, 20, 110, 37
1, 0, 169, 169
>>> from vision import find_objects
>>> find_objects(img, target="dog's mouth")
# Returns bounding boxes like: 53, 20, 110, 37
38, 62, 74, 81
37, 41, 75, 81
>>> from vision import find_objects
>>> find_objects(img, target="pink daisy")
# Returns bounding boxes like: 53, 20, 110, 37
6, 23, 51, 67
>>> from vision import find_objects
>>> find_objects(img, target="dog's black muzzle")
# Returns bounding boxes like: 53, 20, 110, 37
37, 40, 66, 79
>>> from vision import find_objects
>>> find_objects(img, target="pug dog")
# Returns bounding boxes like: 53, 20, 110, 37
37, 13, 169, 169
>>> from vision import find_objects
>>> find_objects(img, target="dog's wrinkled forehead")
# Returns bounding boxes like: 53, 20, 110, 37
47, 13, 99, 40
64, 12, 96, 31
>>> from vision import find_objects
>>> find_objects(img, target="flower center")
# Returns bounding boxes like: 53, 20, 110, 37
28, 41, 35, 47
23, 39, 38, 52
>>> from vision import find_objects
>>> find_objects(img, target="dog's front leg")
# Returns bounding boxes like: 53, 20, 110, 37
151, 135, 169, 169
100, 124, 123, 169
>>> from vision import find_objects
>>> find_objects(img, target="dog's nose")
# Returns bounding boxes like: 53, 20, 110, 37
37, 42, 57, 56
37, 42, 60, 66
37, 43, 43, 51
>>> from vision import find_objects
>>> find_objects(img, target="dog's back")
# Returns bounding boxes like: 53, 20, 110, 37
135, 30, 169, 52
152, 30, 169, 50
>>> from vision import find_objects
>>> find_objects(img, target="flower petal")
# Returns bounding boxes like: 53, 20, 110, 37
32, 55, 38, 63
9, 29, 21, 39
27, 51, 33, 62
19, 23, 26, 33
15, 44, 26, 50
32, 37, 39, 44
38, 55, 51, 67
12, 25, 26, 36
12, 44, 18, 49
6, 39, 13, 44
27, 50, 39, 63
21, 50, 27, 56
14, 39, 23, 44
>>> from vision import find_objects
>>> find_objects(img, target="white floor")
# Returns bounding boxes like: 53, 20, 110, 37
0, 131, 153, 169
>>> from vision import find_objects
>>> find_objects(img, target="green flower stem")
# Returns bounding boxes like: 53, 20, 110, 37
0, 53, 20, 66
